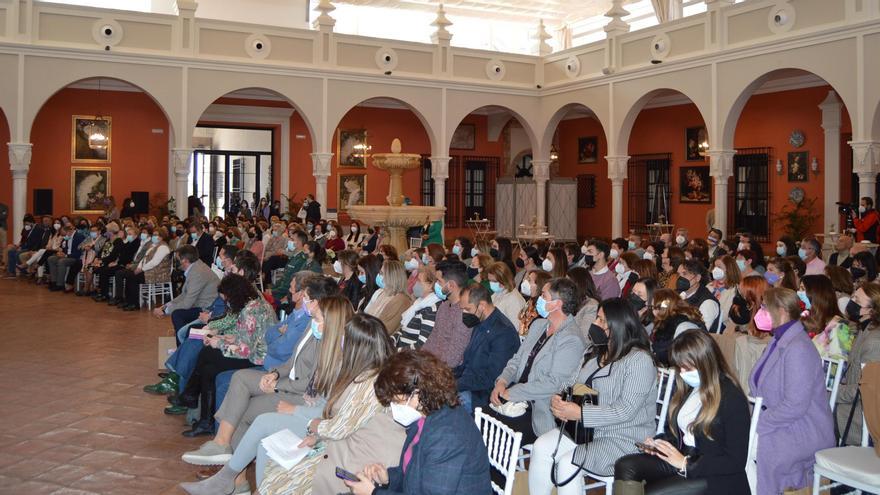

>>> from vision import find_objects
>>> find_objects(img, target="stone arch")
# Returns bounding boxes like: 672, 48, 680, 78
538, 101, 610, 164
445, 94, 540, 157
615, 87, 712, 157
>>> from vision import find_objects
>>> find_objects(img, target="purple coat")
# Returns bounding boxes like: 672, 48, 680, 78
749, 321, 835, 494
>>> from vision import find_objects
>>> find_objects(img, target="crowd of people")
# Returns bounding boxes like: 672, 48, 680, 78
1, 194, 879, 495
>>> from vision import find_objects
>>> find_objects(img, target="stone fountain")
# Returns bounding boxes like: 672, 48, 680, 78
347, 139, 446, 255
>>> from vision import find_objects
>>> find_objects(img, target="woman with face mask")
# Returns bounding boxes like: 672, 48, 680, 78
528, 298, 656, 495
343, 350, 491, 495
300, 240, 325, 275
468, 253, 494, 290
630, 278, 656, 335
335, 249, 362, 310
851, 251, 878, 288
730, 277, 772, 389
516, 270, 552, 338
544, 247, 568, 279
565, 266, 601, 341
396, 266, 442, 350
616, 252, 641, 298
747, 288, 835, 495
363, 260, 413, 335
649, 289, 706, 366
513, 246, 542, 289
323, 221, 346, 253
345, 221, 365, 250
485, 261, 526, 330
801, 275, 855, 361
614, 329, 751, 495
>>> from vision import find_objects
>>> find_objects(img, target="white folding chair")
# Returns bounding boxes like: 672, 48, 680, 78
139, 259, 174, 310
271, 268, 284, 285
75, 271, 85, 292
655, 368, 676, 434
746, 396, 764, 495
813, 364, 879, 494
474, 407, 523, 495
821, 357, 846, 411
581, 471, 614, 494
409, 237, 422, 248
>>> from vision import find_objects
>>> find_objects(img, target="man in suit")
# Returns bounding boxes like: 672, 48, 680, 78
455, 283, 520, 412
189, 222, 216, 266
46, 224, 86, 291
180, 275, 338, 460
153, 245, 219, 336
13, 215, 51, 276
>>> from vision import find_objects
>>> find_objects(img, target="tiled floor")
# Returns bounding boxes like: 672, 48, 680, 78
0, 278, 205, 494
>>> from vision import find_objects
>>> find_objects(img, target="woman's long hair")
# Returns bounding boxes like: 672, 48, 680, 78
601, 298, 652, 364
802, 274, 843, 334
668, 329, 741, 440
217, 274, 259, 314
652, 288, 703, 325
738, 275, 769, 337
313, 296, 355, 398
323, 313, 394, 417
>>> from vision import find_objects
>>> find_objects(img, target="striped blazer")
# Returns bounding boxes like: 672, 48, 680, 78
572, 349, 657, 476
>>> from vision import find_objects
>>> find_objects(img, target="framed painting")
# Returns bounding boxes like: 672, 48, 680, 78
71, 167, 111, 213
337, 129, 368, 168
685, 126, 707, 161
71, 115, 111, 163
679, 166, 711, 203
788, 151, 809, 182
577, 136, 598, 164
338, 173, 366, 212
450, 124, 476, 150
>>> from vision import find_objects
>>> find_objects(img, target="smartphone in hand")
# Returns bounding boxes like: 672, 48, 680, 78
335, 467, 360, 482
635, 441, 659, 455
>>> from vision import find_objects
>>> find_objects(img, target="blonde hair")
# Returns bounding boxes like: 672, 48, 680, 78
763, 287, 802, 322
485, 261, 515, 292
313, 296, 355, 395
381, 259, 408, 296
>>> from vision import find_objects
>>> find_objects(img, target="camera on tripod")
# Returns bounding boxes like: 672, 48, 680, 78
837, 202, 858, 216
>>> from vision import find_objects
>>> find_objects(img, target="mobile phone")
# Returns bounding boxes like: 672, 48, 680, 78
635, 441, 659, 454
335, 467, 360, 482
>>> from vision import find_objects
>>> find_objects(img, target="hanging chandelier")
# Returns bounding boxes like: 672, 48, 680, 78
87, 79, 109, 150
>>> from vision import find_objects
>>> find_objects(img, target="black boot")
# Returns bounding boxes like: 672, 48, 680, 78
183, 388, 215, 438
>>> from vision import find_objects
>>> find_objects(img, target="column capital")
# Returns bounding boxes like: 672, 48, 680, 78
430, 156, 451, 179
310, 152, 333, 177
8, 143, 32, 176
605, 155, 629, 181
171, 148, 194, 176
706, 149, 736, 178
532, 159, 551, 182
849, 140, 880, 174
819, 90, 843, 131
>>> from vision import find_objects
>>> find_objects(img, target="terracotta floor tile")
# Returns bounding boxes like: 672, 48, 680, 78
0, 459, 61, 480
35, 464, 99, 486
0, 480, 63, 495
68, 450, 129, 469
69, 471, 135, 492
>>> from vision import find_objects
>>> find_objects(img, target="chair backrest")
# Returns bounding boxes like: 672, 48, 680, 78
474, 407, 523, 495
822, 357, 846, 411
746, 396, 763, 495
409, 237, 422, 248
655, 368, 676, 434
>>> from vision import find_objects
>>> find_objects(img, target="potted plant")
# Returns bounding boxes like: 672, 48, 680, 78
773, 197, 821, 241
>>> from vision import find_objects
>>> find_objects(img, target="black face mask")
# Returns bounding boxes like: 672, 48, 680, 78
466, 267, 479, 279
846, 300, 863, 322
729, 292, 751, 326
851, 267, 867, 280
515, 258, 525, 269
588, 323, 609, 347
489, 248, 500, 260
583, 254, 594, 267
627, 293, 646, 312
462, 311, 481, 328
675, 276, 691, 293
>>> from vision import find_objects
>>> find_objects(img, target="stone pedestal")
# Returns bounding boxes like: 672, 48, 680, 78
347, 205, 445, 254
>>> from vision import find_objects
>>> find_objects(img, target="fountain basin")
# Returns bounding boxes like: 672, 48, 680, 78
348, 205, 445, 254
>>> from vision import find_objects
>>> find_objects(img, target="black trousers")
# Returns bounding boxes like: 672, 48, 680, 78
614, 453, 709, 495
66, 259, 83, 285
184, 347, 256, 421
484, 404, 538, 445
95, 265, 123, 297
113, 268, 133, 301
261, 255, 288, 281
121, 270, 146, 305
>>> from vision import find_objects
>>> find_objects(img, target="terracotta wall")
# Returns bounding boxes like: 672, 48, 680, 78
556, 116, 609, 241
0, 111, 9, 216
27, 88, 170, 218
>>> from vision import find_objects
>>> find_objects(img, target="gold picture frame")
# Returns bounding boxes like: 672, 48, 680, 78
337, 129, 368, 168
338, 173, 366, 212
71, 167, 111, 214
72, 115, 112, 163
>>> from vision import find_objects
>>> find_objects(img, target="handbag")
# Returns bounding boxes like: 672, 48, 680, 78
555, 383, 598, 444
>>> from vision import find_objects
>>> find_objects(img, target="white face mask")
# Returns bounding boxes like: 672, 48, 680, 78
520, 279, 532, 297
615, 263, 626, 275
541, 259, 553, 272
390, 400, 422, 427
333, 260, 343, 274
680, 369, 701, 388
404, 258, 419, 271
609, 249, 619, 259
643, 252, 654, 261
711, 267, 725, 281
676, 235, 686, 246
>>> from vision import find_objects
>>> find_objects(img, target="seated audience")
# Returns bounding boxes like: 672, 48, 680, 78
748, 287, 835, 494
189, 222, 216, 266
632, 258, 659, 282
850, 250, 877, 288
364, 259, 412, 335
46, 224, 87, 292
825, 265, 854, 315
800, 237, 825, 276
614, 329, 750, 495
801, 274, 854, 360
517, 269, 552, 337
631, 278, 656, 334
468, 253, 494, 289
485, 261, 526, 329
345, 221, 365, 250
828, 233, 854, 268
335, 249, 363, 309
616, 252, 641, 297
454, 283, 520, 412
344, 350, 492, 495
117, 228, 173, 310
514, 245, 541, 288
300, 240, 325, 274
396, 265, 441, 350
356, 254, 382, 311
529, 298, 657, 495
271, 230, 309, 301
732, 276, 771, 389
262, 271, 317, 370
735, 249, 759, 278
650, 289, 705, 365
543, 246, 568, 279
154, 245, 219, 332
489, 278, 587, 445
93, 225, 141, 301
677, 259, 721, 333
566, 266, 601, 342
422, 260, 472, 368
586, 239, 621, 300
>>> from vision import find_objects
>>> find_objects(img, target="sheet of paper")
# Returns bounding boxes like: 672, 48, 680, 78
260, 429, 311, 470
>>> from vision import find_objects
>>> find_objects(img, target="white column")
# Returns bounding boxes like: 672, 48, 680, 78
819, 91, 843, 233
532, 159, 551, 229
171, 148, 193, 217
430, 156, 450, 208
8, 143, 32, 236
606, 155, 629, 238
707, 149, 735, 236
850, 141, 880, 203
310, 152, 333, 217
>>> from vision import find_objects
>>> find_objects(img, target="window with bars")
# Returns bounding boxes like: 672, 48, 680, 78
444, 155, 500, 227
627, 153, 672, 233
421, 156, 434, 206
728, 147, 772, 241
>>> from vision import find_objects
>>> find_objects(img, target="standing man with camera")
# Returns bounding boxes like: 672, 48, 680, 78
852, 197, 880, 243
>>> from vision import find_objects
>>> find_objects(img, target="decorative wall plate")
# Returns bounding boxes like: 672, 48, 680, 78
789, 129, 805, 148
789, 187, 805, 204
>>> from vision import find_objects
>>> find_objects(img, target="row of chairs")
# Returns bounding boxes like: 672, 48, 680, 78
71, 264, 174, 310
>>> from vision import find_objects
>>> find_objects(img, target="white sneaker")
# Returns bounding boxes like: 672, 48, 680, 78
181, 440, 233, 465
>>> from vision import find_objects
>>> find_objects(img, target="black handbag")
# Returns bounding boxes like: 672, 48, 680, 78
555, 383, 598, 445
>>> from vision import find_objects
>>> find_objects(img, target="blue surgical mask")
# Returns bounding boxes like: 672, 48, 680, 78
151, 235, 160, 244
171, 226, 177, 233
404, 258, 419, 271
452, 245, 462, 255
287, 240, 296, 251
376, 273, 385, 289
89, 232, 98, 239
126, 234, 134, 242
536, 296, 551, 318
358, 274, 367, 284
421, 254, 431, 265
628, 241, 636, 249
190, 232, 198, 241
776, 245, 786, 256
489, 281, 502, 293
140, 233, 148, 241
736, 259, 746, 272
310, 320, 322, 340
434, 281, 448, 300
797, 290, 812, 310
764, 271, 780, 285
471, 248, 479, 258
798, 248, 808, 260
413, 282, 425, 298
680, 369, 701, 388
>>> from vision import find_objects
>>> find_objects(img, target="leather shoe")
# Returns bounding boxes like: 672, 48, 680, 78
93, 295, 106, 302
163, 404, 188, 415
182, 419, 214, 438
158, 372, 169, 379
196, 466, 222, 480
169, 392, 198, 409
107, 298, 120, 306
143, 379, 177, 395
123, 304, 139, 311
